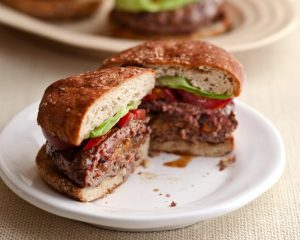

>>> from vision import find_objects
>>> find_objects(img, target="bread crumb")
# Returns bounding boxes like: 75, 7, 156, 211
142, 159, 151, 168
153, 188, 159, 192
170, 201, 177, 207
218, 155, 236, 171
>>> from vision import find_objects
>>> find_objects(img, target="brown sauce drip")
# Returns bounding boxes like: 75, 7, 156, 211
163, 155, 193, 168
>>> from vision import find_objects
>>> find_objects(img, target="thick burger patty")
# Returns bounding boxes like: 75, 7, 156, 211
46, 119, 150, 188
111, 0, 225, 35
142, 101, 237, 144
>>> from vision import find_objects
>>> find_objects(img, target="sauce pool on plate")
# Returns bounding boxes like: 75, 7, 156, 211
163, 155, 193, 168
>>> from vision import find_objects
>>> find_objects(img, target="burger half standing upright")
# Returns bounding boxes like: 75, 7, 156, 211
36, 67, 155, 202
102, 40, 244, 156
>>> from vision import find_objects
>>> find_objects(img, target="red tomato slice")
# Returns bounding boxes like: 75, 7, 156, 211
177, 90, 232, 109
83, 135, 108, 151
118, 109, 146, 128
118, 112, 134, 128
131, 109, 146, 120
162, 88, 177, 103
203, 98, 232, 109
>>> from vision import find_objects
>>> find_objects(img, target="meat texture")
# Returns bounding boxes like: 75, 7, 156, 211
46, 119, 150, 188
141, 100, 237, 144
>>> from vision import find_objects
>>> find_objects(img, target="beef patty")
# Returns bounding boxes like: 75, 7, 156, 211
142, 100, 237, 144
111, 0, 225, 35
46, 118, 150, 188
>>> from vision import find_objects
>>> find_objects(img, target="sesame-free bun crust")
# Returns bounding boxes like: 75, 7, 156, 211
101, 40, 244, 97
2, 0, 101, 19
150, 137, 234, 156
36, 139, 149, 202
37, 67, 155, 146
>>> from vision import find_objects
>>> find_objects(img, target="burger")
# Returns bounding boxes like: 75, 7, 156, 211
36, 67, 155, 202
109, 0, 229, 37
101, 40, 244, 156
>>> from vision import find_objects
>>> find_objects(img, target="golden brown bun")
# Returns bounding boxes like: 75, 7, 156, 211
101, 40, 244, 97
36, 138, 149, 202
2, 0, 101, 20
37, 67, 155, 146
150, 137, 234, 156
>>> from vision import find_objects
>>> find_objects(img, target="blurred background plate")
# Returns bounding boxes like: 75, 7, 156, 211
0, 0, 298, 53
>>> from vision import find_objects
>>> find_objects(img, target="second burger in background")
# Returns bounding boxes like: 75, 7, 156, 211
110, 0, 229, 37
101, 40, 244, 156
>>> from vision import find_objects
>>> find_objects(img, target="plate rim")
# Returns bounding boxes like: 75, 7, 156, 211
0, 100, 286, 229
0, 0, 298, 53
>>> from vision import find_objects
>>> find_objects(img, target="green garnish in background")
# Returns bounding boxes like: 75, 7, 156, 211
115, 0, 198, 13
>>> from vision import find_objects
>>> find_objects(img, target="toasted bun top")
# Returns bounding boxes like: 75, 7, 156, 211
38, 67, 155, 146
101, 40, 244, 97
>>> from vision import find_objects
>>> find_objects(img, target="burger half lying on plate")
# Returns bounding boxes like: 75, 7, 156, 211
110, 0, 229, 37
101, 40, 244, 156
2, 0, 102, 19
36, 67, 155, 202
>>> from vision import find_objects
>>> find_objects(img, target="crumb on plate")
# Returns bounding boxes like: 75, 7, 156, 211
218, 155, 236, 171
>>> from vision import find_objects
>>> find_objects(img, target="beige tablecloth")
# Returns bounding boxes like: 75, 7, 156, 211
0, 25, 299, 239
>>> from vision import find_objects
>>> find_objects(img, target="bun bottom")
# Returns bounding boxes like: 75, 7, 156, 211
150, 137, 234, 157
36, 138, 149, 202
2, 0, 101, 20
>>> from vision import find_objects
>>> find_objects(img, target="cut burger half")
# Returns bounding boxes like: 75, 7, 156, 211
36, 67, 155, 202
101, 40, 245, 156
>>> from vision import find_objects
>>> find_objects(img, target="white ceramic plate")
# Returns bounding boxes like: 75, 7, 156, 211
0, 100, 285, 231
0, 0, 298, 53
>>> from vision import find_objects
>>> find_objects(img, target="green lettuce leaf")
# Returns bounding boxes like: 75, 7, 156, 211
89, 101, 139, 138
157, 76, 231, 100
115, 0, 198, 13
